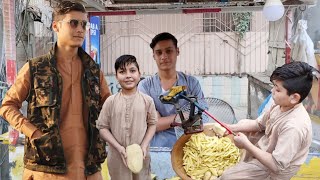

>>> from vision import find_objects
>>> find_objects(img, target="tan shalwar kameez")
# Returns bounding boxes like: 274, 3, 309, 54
220, 103, 312, 180
0, 57, 111, 180
96, 91, 157, 180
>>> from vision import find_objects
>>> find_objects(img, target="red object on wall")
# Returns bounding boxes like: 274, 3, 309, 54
182, 8, 221, 14
9, 128, 19, 146
88, 11, 136, 16
6, 59, 16, 85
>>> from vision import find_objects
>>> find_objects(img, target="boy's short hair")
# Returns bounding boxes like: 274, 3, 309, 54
150, 32, 178, 50
270, 61, 315, 102
53, 1, 86, 21
114, 55, 140, 73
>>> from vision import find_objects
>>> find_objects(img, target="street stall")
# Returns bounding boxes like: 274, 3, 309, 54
1, 0, 320, 179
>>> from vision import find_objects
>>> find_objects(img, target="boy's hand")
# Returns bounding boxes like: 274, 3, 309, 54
223, 124, 238, 136
227, 121, 245, 132
117, 146, 128, 167
233, 132, 250, 149
140, 143, 148, 159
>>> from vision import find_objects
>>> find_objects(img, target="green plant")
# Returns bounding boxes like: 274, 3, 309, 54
232, 12, 252, 39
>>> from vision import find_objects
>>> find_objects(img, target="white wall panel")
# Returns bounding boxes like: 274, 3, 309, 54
101, 12, 269, 76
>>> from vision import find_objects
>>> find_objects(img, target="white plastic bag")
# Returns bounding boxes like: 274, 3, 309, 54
291, 20, 318, 69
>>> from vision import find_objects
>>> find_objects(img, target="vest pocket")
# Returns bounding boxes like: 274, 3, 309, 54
25, 138, 40, 163
31, 132, 64, 165
33, 75, 57, 107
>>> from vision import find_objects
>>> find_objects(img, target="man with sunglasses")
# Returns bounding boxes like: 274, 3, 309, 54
0, 1, 111, 179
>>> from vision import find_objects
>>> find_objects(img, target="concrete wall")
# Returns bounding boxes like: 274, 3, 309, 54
105, 74, 249, 108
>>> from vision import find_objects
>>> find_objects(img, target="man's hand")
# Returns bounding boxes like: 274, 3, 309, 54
233, 132, 251, 149
31, 130, 43, 139
117, 146, 128, 167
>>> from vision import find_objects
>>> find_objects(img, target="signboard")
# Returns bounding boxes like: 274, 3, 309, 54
89, 16, 100, 65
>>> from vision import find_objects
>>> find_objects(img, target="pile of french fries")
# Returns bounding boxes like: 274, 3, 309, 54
183, 133, 240, 180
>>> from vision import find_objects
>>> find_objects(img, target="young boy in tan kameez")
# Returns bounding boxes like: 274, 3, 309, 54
96, 55, 157, 180
220, 62, 318, 180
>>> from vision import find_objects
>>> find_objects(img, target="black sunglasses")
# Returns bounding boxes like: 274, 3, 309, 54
60, 19, 89, 30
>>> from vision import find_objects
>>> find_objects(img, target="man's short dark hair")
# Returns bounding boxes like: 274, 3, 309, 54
270, 61, 316, 102
114, 55, 140, 73
150, 32, 178, 50
53, 1, 86, 21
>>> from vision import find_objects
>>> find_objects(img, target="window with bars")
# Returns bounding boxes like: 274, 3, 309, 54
203, 12, 251, 33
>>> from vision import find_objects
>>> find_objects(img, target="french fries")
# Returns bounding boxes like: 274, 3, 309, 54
182, 133, 240, 180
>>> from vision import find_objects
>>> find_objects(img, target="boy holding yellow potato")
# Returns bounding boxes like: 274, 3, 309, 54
96, 55, 157, 180
221, 62, 317, 180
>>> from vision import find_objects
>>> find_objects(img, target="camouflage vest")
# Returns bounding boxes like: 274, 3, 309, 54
25, 46, 107, 175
